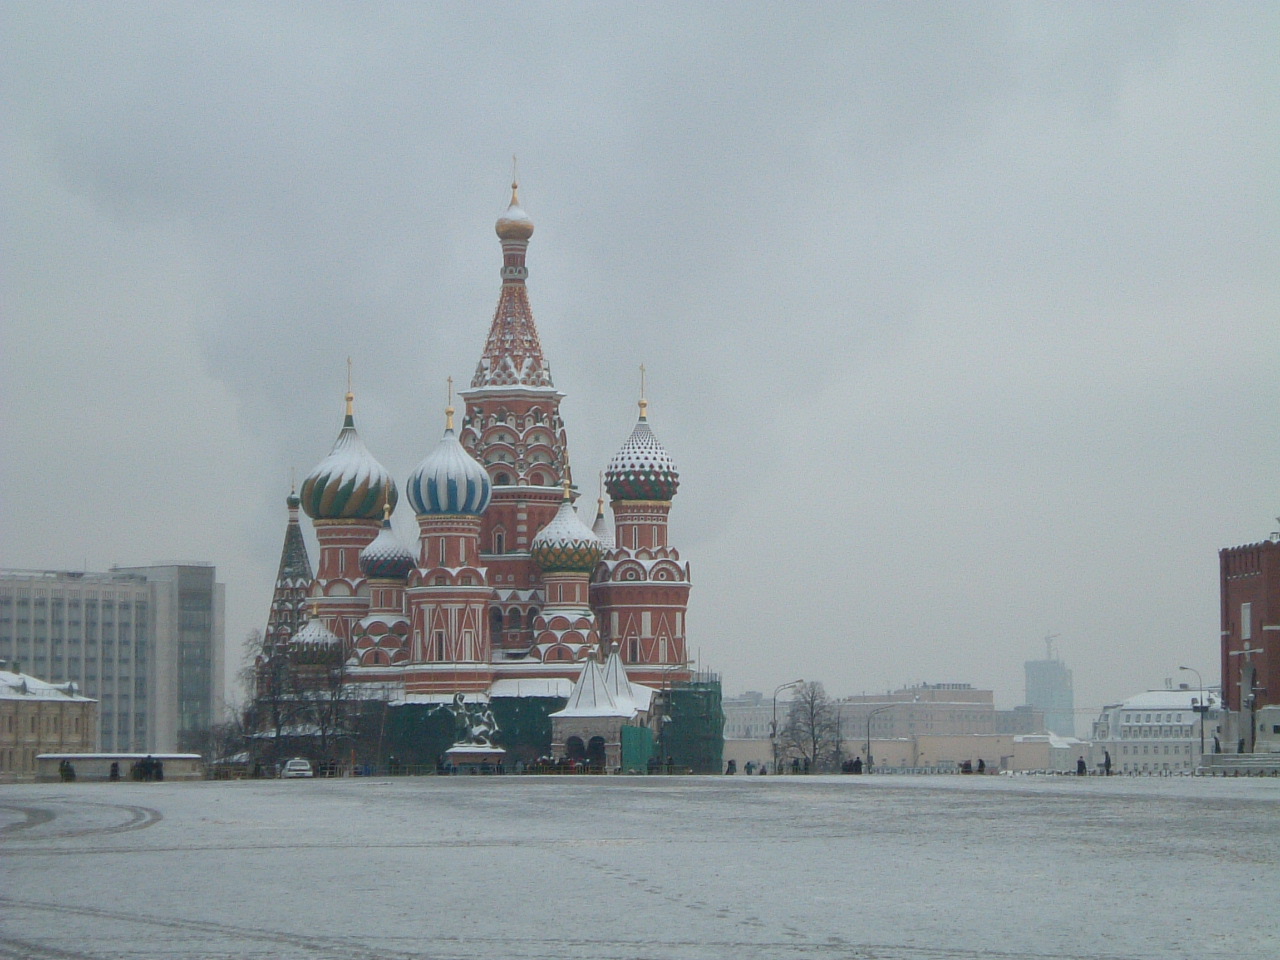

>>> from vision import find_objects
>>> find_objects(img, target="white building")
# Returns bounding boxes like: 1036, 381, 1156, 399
1090, 687, 1222, 774
0, 566, 224, 753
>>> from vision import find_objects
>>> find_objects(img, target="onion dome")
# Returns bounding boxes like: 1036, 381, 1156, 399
406, 404, 492, 516
359, 504, 414, 580
531, 486, 604, 574
604, 396, 679, 501
495, 180, 534, 241
301, 391, 398, 520
291, 611, 340, 649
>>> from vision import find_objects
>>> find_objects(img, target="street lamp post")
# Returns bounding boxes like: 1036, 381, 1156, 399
771, 679, 803, 775
1179, 665, 1206, 760
864, 704, 895, 774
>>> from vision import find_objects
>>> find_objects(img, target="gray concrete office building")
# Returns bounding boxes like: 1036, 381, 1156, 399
0, 565, 224, 752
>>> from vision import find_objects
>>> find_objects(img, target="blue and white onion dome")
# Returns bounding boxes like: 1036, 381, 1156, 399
359, 504, 414, 580
406, 406, 492, 516
531, 486, 604, 574
300, 391, 399, 521
604, 398, 679, 501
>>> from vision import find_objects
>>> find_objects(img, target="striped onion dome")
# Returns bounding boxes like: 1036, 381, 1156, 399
531, 492, 603, 574
406, 411, 492, 516
604, 401, 679, 502
359, 509, 414, 580
300, 393, 398, 521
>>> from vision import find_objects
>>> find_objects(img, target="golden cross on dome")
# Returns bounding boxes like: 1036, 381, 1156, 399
446, 376, 455, 430
639, 364, 648, 419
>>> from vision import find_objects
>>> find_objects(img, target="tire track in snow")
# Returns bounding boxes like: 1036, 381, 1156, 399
0, 800, 162, 841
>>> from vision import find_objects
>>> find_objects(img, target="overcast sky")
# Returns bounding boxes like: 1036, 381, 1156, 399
2, 3, 1276, 722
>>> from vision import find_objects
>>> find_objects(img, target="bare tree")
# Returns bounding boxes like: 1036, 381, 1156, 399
781, 681, 840, 772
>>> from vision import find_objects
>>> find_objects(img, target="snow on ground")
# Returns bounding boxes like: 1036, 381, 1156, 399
1, 774, 1276, 960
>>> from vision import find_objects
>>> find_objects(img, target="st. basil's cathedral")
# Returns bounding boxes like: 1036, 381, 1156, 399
260, 183, 698, 762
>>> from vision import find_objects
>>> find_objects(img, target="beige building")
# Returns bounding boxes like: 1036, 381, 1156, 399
837, 683, 1044, 741
1, 666, 97, 779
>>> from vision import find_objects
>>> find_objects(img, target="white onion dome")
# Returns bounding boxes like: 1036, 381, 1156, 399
291, 614, 340, 649
604, 400, 679, 501
406, 408, 492, 516
495, 181, 534, 241
359, 508, 414, 580
531, 491, 603, 574
300, 393, 398, 521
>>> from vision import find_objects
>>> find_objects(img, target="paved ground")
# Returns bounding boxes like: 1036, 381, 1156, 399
1, 774, 1276, 959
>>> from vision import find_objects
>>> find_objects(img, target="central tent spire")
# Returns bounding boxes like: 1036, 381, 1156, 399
471, 176, 552, 390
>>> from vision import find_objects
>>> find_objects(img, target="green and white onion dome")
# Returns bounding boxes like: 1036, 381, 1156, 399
300, 395, 398, 521
359, 511, 414, 580
604, 403, 679, 501
531, 495, 603, 574
406, 413, 492, 516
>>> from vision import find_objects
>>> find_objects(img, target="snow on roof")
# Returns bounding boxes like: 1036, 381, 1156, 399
0, 670, 94, 702
601, 647, 636, 714
489, 678, 573, 699
551, 657, 635, 719
1118, 690, 1208, 710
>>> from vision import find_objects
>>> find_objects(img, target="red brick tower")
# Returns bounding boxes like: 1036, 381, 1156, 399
529, 483, 604, 664
351, 502, 413, 669
1219, 528, 1280, 749
403, 404, 495, 694
458, 181, 570, 657
592, 388, 692, 686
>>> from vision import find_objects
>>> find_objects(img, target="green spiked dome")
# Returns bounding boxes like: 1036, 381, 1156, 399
300, 392, 398, 521
531, 490, 603, 574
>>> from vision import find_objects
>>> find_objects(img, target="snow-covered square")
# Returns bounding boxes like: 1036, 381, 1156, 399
2, 774, 1275, 959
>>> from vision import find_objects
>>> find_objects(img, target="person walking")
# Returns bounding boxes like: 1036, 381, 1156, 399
1103, 751, 1112, 776
1076, 756, 1087, 776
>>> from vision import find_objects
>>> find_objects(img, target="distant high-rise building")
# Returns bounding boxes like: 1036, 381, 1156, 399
1025, 637, 1075, 737
0, 565, 225, 753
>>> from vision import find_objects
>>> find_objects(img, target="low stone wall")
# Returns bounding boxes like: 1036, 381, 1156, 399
35, 753, 205, 782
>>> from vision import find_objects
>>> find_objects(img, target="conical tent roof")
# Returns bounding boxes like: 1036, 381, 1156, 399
551, 656, 634, 719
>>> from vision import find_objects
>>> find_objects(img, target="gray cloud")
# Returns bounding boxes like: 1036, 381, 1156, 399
2, 2, 1276, 714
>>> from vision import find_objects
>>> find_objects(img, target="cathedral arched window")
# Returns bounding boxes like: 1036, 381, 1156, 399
495, 472, 511, 486
508, 609, 522, 630
494, 530, 505, 554
490, 607, 503, 637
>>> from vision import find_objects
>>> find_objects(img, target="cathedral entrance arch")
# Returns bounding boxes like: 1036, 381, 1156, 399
587, 736, 607, 768
566, 737, 586, 761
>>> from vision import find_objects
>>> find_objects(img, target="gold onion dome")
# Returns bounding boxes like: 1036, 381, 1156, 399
495, 181, 534, 241
300, 391, 398, 521
531, 488, 603, 574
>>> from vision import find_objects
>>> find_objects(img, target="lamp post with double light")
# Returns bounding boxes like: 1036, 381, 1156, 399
1179, 665, 1206, 760
771, 679, 803, 774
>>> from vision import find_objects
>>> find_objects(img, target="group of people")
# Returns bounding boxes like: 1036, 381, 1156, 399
128, 756, 164, 781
